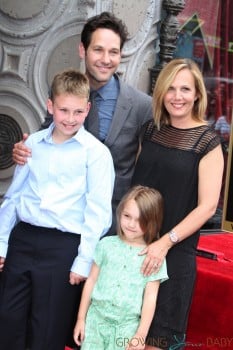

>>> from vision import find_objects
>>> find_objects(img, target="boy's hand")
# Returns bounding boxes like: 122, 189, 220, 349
12, 133, 31, 165
0, 257, 5, 272
69, 271, 86, 285
73, 318, 85, 346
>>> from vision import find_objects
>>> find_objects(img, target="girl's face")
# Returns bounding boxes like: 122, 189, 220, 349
120, 199, 146, 246
164, 68, 198, 126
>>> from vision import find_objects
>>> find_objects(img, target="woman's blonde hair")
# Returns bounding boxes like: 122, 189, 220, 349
152, 58, 207, 128
116, 185, 163, 244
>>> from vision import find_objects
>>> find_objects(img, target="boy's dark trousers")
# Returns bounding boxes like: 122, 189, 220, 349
0, 221, 83, 350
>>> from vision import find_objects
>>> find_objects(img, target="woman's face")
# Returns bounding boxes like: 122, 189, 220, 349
164, 68, 198, 125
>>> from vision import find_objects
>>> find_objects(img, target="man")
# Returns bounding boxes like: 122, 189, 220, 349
13, 12, 152, 233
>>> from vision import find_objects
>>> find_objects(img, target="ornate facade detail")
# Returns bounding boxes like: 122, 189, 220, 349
0, 0, 69, 38
0, 115, 22, 170
150, 0, 186, 94
119, 0, 161, 93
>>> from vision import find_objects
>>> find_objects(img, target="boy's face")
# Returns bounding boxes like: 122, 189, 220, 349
47, 94, 90, 142
79, 28, 121, 90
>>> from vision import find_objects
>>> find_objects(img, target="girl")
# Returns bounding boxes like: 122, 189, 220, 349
73, 185, 168, 350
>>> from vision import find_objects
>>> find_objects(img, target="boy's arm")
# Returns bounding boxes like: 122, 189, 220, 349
71, 146, 115, 277
126, 280, 160, 350
0, 162, 30, 258
73, 262, 100, 346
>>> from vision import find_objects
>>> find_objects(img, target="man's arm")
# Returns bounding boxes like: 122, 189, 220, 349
12, 113, 53, 165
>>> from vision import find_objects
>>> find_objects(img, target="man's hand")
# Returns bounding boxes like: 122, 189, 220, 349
69, 271, 86, 285
12, 133, 31, 165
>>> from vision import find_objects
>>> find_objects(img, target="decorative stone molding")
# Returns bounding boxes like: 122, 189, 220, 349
116, 0, 162, 92
0, 0, 69, 38
150, 0, 186, 94
0, 78, 42, 196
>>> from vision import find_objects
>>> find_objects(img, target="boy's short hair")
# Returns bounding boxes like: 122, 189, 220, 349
50, 68, 90, 102
81, 12, 129, 50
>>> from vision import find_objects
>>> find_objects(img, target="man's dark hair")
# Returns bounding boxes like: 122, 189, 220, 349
81, 12, 129, 50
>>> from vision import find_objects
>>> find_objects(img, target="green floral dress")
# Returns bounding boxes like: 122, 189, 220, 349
81, 236, 168, 350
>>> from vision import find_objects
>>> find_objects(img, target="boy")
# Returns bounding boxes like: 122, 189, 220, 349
0, 68, 115, 350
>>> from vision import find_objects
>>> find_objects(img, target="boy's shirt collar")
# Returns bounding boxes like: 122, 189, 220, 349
38, 122, 87, 145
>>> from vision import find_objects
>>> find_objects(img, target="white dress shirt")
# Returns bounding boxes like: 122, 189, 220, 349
0, 123, 115, 277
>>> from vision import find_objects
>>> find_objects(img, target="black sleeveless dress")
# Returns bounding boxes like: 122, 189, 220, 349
132, 120, 221, 349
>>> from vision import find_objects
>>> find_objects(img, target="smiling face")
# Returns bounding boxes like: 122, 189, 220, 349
79, 28, 122, 90
120, 198, 146, 246
47, 94, 90, 143
164, 68, 198, 127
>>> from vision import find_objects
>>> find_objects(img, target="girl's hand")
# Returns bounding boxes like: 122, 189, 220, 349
125, 333, 145, 350
139, 236, 170, 276
73, 319, 85, 346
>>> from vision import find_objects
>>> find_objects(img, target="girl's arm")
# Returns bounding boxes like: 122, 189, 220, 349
73, 262, 100, 346
141, 144, 224, 275
126, 280, 160, 350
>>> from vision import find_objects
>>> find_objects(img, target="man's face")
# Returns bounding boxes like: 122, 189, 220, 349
79, 28, 122, 89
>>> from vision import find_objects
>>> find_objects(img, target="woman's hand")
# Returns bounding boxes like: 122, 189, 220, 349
139, 236, 171, 276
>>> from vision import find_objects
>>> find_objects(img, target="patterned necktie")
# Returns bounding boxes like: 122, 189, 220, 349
90, 90, 99, 116
84, 90, 100, 139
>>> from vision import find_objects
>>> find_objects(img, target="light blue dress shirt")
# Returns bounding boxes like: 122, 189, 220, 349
0, 123, 115, 277
95, 76, 119, 141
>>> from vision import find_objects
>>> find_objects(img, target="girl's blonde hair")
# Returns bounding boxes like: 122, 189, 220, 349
116, 185, 163, 244
152, 58, 207, 129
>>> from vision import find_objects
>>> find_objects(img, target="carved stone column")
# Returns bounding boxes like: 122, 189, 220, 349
150, 0, 186, 94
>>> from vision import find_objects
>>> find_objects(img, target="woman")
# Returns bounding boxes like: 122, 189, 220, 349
132, 58, 224, 350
